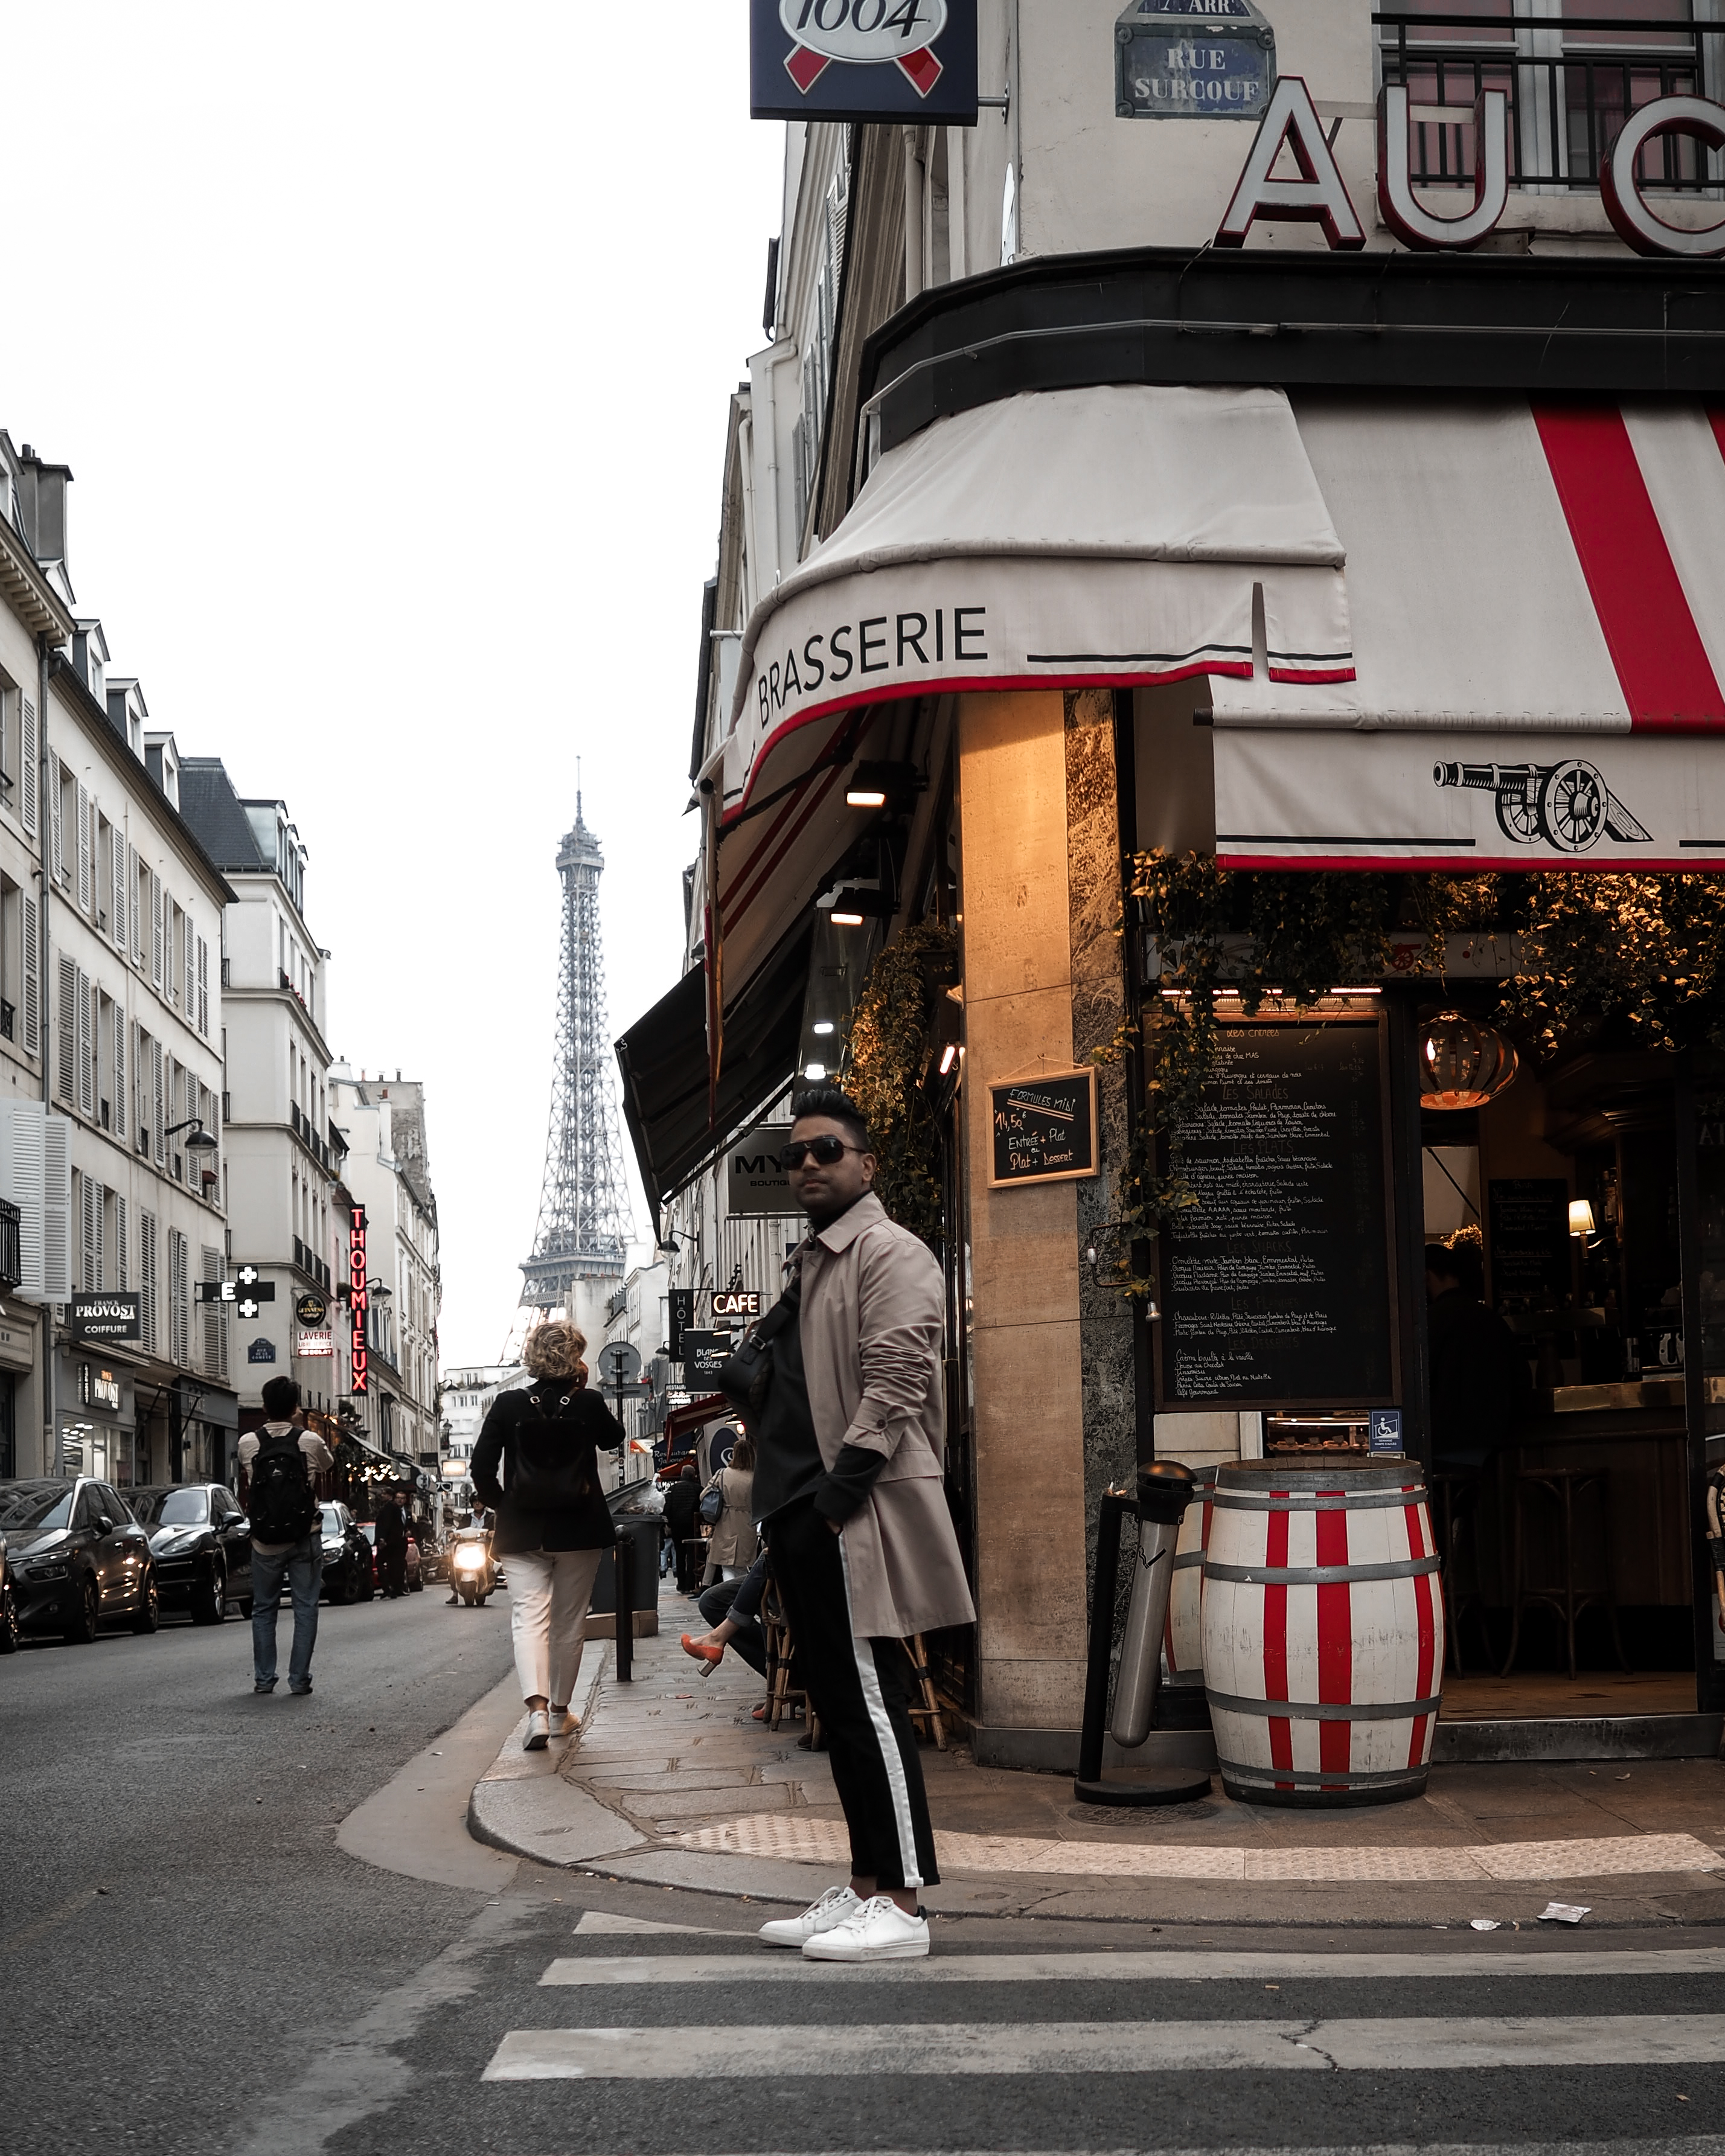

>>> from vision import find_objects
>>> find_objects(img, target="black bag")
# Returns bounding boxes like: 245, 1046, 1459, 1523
248, 1433, 316, 1544
714, 1285, 800, 1433
508, 1391, 593, 1515
699, 1477, 725, 1526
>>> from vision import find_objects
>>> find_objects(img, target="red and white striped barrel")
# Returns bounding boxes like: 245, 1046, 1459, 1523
1200, 1457, 1444, 1806
1163, 1465, 1218, 1679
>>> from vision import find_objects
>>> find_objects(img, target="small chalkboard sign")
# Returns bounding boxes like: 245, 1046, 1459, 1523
988, 1067, 1099, 1188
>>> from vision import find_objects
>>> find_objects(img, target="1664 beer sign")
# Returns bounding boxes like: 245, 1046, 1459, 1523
752, 0, 977, 122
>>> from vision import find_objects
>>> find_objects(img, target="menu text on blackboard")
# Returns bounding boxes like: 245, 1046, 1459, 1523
988, 1068, 1099, 1188
1160, 1022, 1395, 1408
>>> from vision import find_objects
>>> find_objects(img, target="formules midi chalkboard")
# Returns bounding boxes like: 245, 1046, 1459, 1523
988, 1067, 1099, 1188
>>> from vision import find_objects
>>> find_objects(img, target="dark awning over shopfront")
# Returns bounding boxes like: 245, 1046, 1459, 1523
615, 915, 813, 1211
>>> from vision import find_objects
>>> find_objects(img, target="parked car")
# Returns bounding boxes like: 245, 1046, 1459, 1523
0, 1538, 18, 1652
317, 1502, 374, 1604
0, 1477, 158, 1643
130, 1483, 252, 1624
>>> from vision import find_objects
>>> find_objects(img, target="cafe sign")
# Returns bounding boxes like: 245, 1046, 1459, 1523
1217, 74, 1725, 260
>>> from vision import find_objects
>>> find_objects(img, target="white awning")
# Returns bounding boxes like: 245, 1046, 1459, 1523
715, 384, 1353, 993
722, 383, 1354, 820
1211, 394, 1725, 868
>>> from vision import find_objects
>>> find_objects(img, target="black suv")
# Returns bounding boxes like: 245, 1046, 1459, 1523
317, 1502, 374, 1604
0, 1477, 159, 1642
130, 1484, 254, 1623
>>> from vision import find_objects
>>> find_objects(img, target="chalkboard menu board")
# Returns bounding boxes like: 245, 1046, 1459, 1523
1487, 1178, 1570, 1310
1161, 1022, 1395, 1408
988, 1067, 1099, 1188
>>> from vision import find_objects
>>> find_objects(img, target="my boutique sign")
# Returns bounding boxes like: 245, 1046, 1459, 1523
1218, 74, 1725, 258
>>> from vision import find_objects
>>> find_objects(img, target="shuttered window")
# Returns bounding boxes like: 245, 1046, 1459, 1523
112, 1002, 126, 1141
21, 892, 38, 1060
56, 952, 75, 1104
152, 1036, 164, 1167
139, 1211, 157, 1352
196, 936, 209, 1035
111, 827, 126, 952
115, 1194, 127, 1293
182, 913, 194, 1018
128, 845, 141, 965
19, 697, 36, 839
169, 1229, 189, 1367
80, 1171, 103, 1292
77, 969, 93, 1121
75, 783, 90, 913
202, 1246, 225, 1377
150, 872, 163, 993
48, 752, 62, 885
42, 1115, 69, 1304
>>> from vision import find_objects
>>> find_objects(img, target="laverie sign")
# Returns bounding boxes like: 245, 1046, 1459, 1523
1218, 75, 1725, 259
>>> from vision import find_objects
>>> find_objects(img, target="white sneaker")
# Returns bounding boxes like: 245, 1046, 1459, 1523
801, 1895, 929, 1962
548, 1708, 579, 1739
522, 1710, 551, 1751
757, 1884, 863, 1948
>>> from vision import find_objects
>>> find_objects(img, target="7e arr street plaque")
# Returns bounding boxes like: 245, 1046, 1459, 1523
1160, 1020, 1395, 1409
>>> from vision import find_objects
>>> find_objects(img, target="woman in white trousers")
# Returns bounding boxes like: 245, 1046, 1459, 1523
469, 1320, 628, 1748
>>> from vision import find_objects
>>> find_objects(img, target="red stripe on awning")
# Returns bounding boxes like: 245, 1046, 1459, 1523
1534, 404, 1725, 731
1711, 406, 1725, 470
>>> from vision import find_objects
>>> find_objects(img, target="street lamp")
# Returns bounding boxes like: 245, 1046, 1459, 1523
164, 1118, 219, 1154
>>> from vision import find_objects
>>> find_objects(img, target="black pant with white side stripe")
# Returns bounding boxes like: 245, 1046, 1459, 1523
767, 1497, 938, 1892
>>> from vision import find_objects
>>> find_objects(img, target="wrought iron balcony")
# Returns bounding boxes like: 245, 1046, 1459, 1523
1376, 10, 1724, 193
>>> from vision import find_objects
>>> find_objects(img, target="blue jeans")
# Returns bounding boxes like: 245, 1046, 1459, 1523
251, 1537, 323, 1687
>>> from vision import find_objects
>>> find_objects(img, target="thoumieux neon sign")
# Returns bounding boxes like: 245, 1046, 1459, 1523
348, 1204, 368, 1395
1217, 76, 1725, 259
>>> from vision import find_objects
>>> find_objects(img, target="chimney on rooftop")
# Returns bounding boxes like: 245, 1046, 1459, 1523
15, 447, 71, 568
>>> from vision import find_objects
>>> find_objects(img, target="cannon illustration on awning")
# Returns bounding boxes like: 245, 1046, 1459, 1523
1433, 758, 1653, 853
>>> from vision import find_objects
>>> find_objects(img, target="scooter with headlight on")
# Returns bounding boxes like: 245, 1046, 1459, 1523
449, 1525, 498, 1607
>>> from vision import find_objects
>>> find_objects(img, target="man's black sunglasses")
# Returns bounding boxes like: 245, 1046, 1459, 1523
781, 1135, 866, 1169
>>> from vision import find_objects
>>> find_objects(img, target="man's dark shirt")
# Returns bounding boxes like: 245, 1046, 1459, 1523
663, 1474, 700, 1543
376, 1503, 406, 1547
747, 1241, 890, 1528
1429, 1287, 1526, 1471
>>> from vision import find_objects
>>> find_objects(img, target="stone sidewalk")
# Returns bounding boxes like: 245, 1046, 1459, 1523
467, 1629, 1725, 1928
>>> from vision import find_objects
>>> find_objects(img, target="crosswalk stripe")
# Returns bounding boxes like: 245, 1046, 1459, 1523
539, 1946, 1725, 1986
482, 2013, 1725, 2079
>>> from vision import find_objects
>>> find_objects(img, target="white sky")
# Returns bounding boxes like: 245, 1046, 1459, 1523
1, 6, 785, 1364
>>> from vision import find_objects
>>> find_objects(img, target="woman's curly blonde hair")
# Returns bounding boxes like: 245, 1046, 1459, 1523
523, 1320, 587, 1380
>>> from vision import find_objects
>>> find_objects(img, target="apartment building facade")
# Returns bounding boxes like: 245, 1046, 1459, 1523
329, 1069, 441, 1476
179, 759, 346, 1442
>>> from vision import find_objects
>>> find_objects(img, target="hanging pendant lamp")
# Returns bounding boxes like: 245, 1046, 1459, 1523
1419, 1011, 1519, 1110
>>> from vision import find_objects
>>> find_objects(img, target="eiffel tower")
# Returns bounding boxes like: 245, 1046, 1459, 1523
520, 794, 631, 1309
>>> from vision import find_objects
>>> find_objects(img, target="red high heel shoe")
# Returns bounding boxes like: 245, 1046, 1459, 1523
681, 1633, 723, 1675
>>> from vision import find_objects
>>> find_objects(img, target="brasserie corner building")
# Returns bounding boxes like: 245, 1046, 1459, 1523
618, 24, 1725, 1782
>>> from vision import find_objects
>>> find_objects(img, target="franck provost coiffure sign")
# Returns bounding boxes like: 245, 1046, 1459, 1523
751, 0, 978, 123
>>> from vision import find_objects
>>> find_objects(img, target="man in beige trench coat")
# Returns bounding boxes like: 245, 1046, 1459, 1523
740, 1084, 975, 1965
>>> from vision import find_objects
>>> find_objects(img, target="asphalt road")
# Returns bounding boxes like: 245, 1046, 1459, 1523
0, 1582, 516, 2156
8, 1590, 1725, 2156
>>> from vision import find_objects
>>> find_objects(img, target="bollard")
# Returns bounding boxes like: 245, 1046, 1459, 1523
1074, 1462, 1211, 1808
614, 1531, 633, 1683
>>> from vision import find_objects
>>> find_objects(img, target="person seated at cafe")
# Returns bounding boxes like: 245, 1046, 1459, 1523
1425, 1239, 1528, 1480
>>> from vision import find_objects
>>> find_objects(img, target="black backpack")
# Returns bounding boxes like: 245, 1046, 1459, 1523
249, 1432, 316, 1543
508, 1391, 593, 1515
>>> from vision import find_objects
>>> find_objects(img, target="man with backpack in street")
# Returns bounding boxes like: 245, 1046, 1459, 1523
237, 1376, 334, 1696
